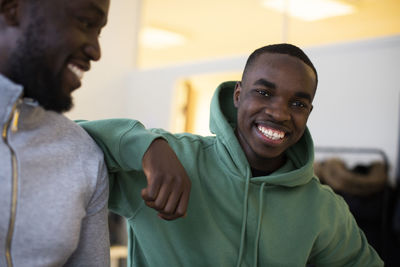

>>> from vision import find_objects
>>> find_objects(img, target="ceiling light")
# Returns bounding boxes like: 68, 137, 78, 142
140, 27, 187, 49
261, 0, 356, 21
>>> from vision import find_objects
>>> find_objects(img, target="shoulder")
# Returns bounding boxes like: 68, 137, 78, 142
302, 178, 351, 222
38, 112, 107, 191
19, 106, 109, 209
55, 115, 109, 207
295, 179, 354, 242
46, 112, 104, 158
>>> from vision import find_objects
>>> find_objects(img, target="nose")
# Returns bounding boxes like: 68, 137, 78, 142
84, 37, 101, 61
265, 100, 290, 122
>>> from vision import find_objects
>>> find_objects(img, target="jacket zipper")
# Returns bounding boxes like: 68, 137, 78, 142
2, 101, 21, 267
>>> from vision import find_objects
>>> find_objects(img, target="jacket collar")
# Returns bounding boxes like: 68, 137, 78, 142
0, 74, 23, 126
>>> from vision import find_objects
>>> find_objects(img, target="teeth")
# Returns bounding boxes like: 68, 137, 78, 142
68, 64, 84, 80
257, 125, 285, 140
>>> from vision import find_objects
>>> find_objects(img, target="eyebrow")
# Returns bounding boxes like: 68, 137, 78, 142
89, 2, 106, 18
77, 2, 107, 28
253, 78, 313, 102
295, 92, 312, 102
253, 78, 276, 89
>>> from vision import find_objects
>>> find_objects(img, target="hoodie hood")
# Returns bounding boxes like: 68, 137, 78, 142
209, 81, 315, 187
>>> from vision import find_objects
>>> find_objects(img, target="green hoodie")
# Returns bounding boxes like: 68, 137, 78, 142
80, 81, 383, 267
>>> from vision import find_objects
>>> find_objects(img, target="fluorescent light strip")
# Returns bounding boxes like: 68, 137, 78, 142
262, 0, 356, 21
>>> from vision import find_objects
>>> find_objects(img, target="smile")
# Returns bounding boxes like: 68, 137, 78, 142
67, 63, 84, 81
257, 125, 285, 140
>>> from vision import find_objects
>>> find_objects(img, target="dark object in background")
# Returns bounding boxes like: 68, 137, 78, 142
314, 159, 387, 196
394, 191, 400, 241
109, 212, 127, 267
109, 212, 127, 245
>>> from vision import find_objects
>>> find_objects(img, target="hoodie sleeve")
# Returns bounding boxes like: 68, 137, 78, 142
309, 196, 384, 267
78, 119, 163, 173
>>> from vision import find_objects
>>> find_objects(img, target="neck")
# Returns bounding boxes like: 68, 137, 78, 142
249, 154, 286, 176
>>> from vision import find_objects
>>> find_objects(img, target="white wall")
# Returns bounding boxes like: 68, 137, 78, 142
307, 36, 400, 182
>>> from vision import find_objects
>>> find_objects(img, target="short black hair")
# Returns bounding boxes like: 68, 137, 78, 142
242, 43, 318, 89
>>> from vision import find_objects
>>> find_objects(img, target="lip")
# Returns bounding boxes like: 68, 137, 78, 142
69, 59, 90, 72
63, 62, 88, 93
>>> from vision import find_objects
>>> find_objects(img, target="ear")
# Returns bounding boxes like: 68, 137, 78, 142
0, 0, 20, 26
233, 81, 242, 108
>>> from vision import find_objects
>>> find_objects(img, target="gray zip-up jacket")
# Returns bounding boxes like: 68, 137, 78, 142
0, 74, 110, 267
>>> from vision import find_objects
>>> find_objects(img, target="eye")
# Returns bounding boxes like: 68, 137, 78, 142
77, 16, 103, 37
78, 17, 95, 29
77, 18, 89, 28
291, 100, 308, 109
256, 89, 270, 97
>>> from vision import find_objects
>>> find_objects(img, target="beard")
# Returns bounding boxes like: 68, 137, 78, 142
7, 18, 73, 113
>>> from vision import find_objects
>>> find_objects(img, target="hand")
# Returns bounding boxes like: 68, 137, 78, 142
141, 138, 191, 220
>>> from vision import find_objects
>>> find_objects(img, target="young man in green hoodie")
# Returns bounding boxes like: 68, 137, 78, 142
80, 44, 383, 266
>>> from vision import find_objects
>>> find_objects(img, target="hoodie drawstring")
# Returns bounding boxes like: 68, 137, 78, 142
236, 177, 267, 267
236, 174, 250, 267
253, 182, 266, 267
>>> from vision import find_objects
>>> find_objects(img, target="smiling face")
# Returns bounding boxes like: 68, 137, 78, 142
5, 0, 109, 112
234, 52, 317, 172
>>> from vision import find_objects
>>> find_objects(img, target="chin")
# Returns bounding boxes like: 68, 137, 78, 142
40, 93, 73, 113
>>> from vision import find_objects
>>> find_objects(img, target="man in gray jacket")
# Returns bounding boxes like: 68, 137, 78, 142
0, 0, 111, 266
0, 0, 191, 266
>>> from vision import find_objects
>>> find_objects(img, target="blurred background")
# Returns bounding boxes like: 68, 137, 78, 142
65, 0, 400, 265
67, 0, 400, 182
